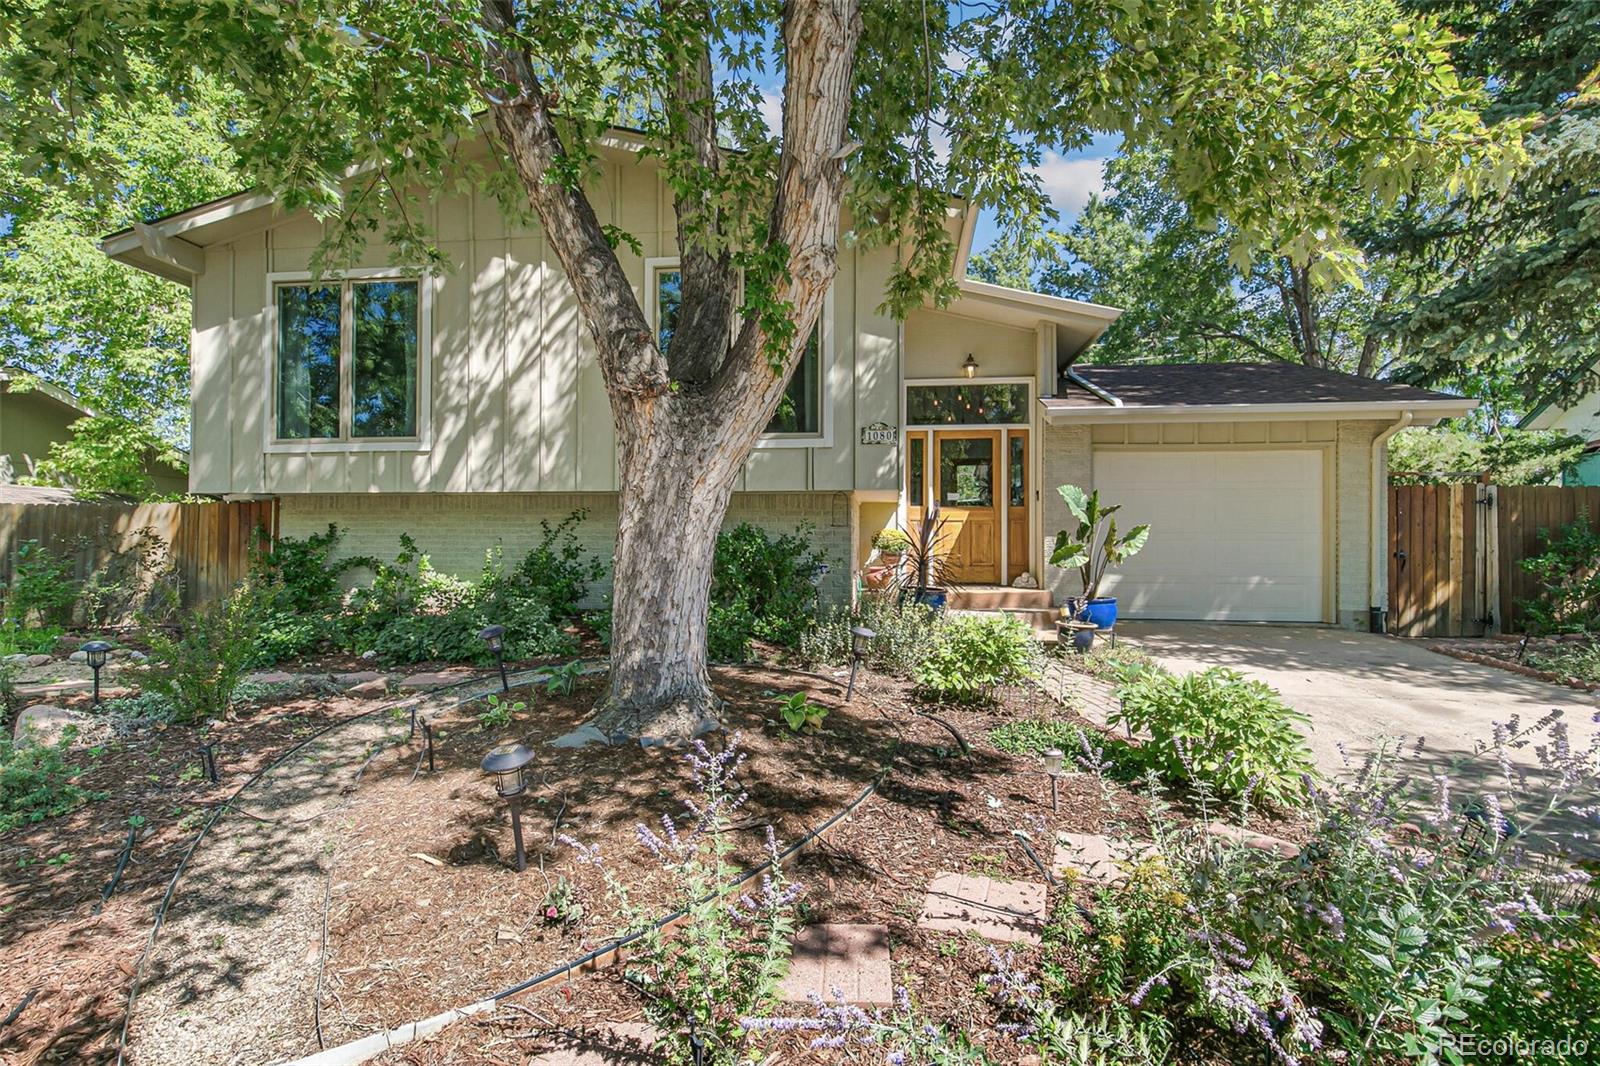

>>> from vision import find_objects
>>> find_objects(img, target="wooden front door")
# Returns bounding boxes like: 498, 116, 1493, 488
934, 429, 1002, 583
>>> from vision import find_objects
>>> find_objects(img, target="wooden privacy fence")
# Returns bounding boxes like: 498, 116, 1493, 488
1388, 483, 1600, 637
0, 498, 277, 611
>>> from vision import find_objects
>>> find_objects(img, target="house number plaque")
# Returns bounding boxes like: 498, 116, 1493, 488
859, 422, 897, 446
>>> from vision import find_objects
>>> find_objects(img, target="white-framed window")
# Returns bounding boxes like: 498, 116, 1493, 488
645, 257, 832, 446
265, 270, 431, 452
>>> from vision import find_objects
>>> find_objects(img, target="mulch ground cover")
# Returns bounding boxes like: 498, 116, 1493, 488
0, 686, 382, 1065
1427, 634, 1600, 693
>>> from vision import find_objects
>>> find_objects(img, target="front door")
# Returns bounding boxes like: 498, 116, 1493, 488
934, 429, 1002, 584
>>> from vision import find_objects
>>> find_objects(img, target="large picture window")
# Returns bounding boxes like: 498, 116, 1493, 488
906, 382, 1030, 426
275, 278, 421, 442
648, 261, 825, 438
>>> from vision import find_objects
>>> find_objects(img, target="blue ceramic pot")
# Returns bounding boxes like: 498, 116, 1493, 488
913, 587, 948, 611
1076, 597, 1118, 630
1071, 626, 1096, 653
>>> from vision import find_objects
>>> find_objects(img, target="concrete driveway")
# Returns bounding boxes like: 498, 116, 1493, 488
1116, 622, 1600, 784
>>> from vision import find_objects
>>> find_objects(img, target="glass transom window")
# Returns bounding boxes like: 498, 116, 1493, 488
906, 383, 1030, 426
650, 263, 823, 437
275, 279, 420, 442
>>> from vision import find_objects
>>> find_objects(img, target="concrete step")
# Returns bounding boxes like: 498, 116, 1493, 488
947, 586, 1053, 611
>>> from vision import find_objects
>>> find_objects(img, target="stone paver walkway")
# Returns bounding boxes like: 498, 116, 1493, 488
528, 1022, 660, 1065
917, 873, 1047, 945
1206, 821, 1301, 860
780, 923, 893, 1005
1039, 659, 1122, 732
1053, 832, 1156, 886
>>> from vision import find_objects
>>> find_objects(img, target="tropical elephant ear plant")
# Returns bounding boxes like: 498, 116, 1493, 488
1050, 485, 1151, 602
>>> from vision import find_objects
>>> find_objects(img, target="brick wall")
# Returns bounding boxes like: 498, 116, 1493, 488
277, 491, 855, 605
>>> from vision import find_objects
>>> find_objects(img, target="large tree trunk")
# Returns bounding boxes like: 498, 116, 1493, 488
483, 0, 863, 743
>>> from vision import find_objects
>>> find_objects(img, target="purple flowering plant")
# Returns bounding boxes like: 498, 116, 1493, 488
559, 733, 799, 1066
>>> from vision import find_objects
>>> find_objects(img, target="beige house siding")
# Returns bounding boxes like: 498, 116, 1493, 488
278, 490, 856, 606
903, 309, 1036, 380
1042, 418, 1387, 628
188, 159, 905, 498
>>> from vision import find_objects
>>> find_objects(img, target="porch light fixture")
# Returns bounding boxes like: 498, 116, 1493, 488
481, 743, 536, 871
1043, 747, 1066, 813
479, 624, 509, 692
82, 641, 113, 706
847, 625, 875, 701
961, 353, 979, 379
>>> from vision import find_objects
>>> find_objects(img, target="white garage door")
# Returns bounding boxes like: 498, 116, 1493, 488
1091, 449, 1325, 622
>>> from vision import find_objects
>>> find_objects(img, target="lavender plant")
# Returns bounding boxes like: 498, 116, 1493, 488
560, 733, 798, 1066
743, 986, 992, 1064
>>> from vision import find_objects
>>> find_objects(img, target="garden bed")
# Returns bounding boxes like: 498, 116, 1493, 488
1427, 633, 1600, 692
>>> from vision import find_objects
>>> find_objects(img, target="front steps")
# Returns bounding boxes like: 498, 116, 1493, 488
947, 586, 1058, 639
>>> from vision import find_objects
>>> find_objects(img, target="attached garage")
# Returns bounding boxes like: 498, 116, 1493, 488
1091, 448, 1326, 622
1039, 363, 1478, 629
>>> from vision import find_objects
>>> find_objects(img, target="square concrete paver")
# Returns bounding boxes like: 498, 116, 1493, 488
917, 873, 1047, 945
1206, 821, 1301, 860
780, 923, 893, 1005
528, 1022, 659, 1065
1053, 832, 1155, 885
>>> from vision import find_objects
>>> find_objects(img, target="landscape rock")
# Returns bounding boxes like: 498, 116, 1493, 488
360, 649, 379, 661
399, 668, 475, 690
551, 724, 610, 749
334, 670, 386, 686
1205, 822, 1301, 860
68, 650, 88, 664
246, 671, 299, 686
25, 654, 54, 667
3, 653, 28, 665
348, 678, 389, 699
12, 704, 93, 747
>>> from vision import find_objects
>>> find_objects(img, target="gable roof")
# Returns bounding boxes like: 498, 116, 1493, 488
1041, 361, 1476, 423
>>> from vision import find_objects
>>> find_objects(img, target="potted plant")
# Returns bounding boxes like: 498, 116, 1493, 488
863, 527, 911, 590
898, 509, 957, 610
1050, 484, 1150, 630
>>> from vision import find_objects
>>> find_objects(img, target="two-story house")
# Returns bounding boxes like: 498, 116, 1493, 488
103, 133, 1474, 629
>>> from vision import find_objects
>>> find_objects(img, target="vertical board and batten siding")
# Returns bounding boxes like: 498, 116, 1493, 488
188, 158, 902, 499
0, 499, 276, 610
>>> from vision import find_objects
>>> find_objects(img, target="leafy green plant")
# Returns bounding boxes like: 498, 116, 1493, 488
798, 598, 943, 677
563, 737, 796, 1065
1524, 640, 1600, 685
708, 523, 826, 660
1517, 510, 1600, 634
988, 717, 1081, 756
1464, 917, 1600, 1063
249, 523, 374, 663
138, 582, 264, 725
511, 511, 607, 619
1064, 642, 1161, 685
3, 540, 77, 627
870, 526, 911, 554
1050, 485, 1151, 602
914, 613, 1040, 703
540, 875, 585, 925
101, 690, 177, 722
1, 731, 96, 833
773, 691, 827, 733
479, 694, 523, 728
542, 660, 584, 696
1113, 667, 1315, 810
0, 621, 63, 657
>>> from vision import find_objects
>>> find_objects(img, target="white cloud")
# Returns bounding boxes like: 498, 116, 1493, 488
757, 89, 784, 138
1030, 151, 1108, 219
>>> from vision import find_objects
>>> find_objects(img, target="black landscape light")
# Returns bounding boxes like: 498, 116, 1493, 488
1043, 747, 1066, 813
479, 624, 509, 692
82, 641, 113, 707
481, 743, 536, 872
847, 625, 875, 701
196, 741, 219, 785
421, 720, 436, 774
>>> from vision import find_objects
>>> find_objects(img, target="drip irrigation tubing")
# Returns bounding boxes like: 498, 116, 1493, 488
96, 822, 141, 912
113, 664, 558, 1066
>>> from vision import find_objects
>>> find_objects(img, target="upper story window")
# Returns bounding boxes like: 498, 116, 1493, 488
647, 260, 826, 440
274, 278, 421, 443
906, 382, 1031, 426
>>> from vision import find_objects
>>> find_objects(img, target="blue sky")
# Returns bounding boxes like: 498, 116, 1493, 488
969, 132, 1122, 252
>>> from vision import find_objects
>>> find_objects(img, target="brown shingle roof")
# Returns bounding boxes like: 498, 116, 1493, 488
1047, 362, 1464, 409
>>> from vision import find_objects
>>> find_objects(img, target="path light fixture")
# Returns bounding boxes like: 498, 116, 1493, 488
961, 353, 979, 379
478, 624, 509, 692
421, 720, 436, 774
1043, 747, 1065, 813
481, 743, 536, 872
847, 625, 875, 701
196, 741, 219, 785
81, 641, 113, 707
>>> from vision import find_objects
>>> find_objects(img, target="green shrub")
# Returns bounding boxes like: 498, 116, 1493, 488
798, 597, 943, 677
0, 621, 63, 657
3, 540, 77, 627
138, 583, 264, 725
709, 523, 826, 658
1525, 640, 1600, 685
249, 524, 375, 663
914, 613, 1040, 702
345, 537, 574, 664
1465, 918, 1600, 1062
1518, 510, 1600, 634
1, 731, 95, 833
1065, 641, 1161, 685
988, 717, 1082, 756
1112, 667, 1315, 810
511, 511, 607, 619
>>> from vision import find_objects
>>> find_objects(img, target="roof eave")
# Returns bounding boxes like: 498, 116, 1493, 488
1040, 398, 1480, 425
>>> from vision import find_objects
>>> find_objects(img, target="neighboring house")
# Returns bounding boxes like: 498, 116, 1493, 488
0, 369, 188, 494
101, 134, 1474, 628
1520, 361, 1600, 486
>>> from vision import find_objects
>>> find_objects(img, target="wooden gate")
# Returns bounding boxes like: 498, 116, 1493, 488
1388, 484, 1489, 638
